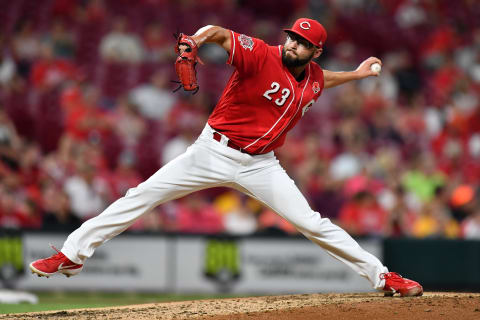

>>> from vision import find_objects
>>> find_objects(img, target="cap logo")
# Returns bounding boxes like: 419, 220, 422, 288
300, 21, 311, 30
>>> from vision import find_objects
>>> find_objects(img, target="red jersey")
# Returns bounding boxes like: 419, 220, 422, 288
208, 30, 325, 154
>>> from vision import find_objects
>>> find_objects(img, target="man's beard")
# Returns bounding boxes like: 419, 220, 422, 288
282, 47, 314, 68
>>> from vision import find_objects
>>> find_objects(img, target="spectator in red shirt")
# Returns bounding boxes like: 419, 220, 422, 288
176, 194, 224, 234
0, 185, 41, 230
85, 0, 107, 22
30, 43, 75, 90
64, 86, 112, 142
339, 191, 389, 237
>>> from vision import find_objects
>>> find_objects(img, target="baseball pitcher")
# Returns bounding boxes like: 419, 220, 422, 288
31, 18, 422, 297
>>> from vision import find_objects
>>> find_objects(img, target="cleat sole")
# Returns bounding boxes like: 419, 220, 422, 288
29, 263, 55, 278
400, 286, 423, 297
29, 263, 83, 278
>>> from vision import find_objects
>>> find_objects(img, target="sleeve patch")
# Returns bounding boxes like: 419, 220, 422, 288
238, 34, 254, 51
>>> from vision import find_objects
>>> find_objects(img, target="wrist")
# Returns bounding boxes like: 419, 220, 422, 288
352, 70, 363, 80
192, 25, 214, 48
191, 35, 201, 47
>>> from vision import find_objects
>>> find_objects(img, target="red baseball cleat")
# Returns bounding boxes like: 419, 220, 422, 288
381, 272, 423, 297
29, 246, 83, 278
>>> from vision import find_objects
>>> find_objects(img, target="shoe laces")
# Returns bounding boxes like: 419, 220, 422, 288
47, 243, 65, 261
380, 272, 403, 280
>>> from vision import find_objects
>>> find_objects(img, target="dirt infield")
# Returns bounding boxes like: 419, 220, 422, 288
2, 292, 479, 320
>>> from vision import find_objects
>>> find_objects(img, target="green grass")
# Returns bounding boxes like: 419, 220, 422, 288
0, 292, 246, 315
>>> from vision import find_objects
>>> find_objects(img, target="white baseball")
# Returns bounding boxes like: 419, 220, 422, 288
371, 63, 381, 73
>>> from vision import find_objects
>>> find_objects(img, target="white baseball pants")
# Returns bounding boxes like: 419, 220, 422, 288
62, 124, 388, 290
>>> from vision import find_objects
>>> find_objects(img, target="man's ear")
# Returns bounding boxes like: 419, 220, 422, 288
313, 47, 323, 59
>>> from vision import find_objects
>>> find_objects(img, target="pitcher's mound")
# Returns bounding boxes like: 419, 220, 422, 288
2, 292, 479, 320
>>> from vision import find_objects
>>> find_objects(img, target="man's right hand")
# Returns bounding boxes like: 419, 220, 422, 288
354, 56, 382, 78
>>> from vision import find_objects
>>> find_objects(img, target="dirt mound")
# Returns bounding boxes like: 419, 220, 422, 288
2, 292, 479, 320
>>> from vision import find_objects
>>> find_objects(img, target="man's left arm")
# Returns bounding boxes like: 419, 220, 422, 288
323, 57, 382, 89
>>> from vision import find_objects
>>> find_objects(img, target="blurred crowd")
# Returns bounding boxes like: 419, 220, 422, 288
0, 0, 479, 239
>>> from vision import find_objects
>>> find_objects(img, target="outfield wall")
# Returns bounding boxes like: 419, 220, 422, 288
12, 233, 378, 293
2, 232, 479, 293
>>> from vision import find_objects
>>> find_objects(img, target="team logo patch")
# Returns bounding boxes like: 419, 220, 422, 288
238, 34, 254, 51
312, 81, 320, 94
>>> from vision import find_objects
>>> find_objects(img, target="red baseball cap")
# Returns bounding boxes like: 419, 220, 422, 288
284, 18, 327, 48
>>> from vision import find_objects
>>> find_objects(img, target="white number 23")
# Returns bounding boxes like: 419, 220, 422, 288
263, 82, 290, 106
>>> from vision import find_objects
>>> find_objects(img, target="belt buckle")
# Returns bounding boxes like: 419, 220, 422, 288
213, 131, 229, 147
219, 134, 229, 146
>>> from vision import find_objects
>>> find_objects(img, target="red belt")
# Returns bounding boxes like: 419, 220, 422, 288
212, 132, 248, 153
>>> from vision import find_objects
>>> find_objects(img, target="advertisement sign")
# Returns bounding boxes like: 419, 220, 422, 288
175, 237, 382, 294
15, 233, 382, 293
0, 230, 23, 288
17, 233, 169, 291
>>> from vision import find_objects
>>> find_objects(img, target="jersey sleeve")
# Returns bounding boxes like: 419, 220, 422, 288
227, 30, 269, 76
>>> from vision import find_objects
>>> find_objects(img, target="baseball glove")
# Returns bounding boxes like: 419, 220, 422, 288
173, 33, 203, 94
